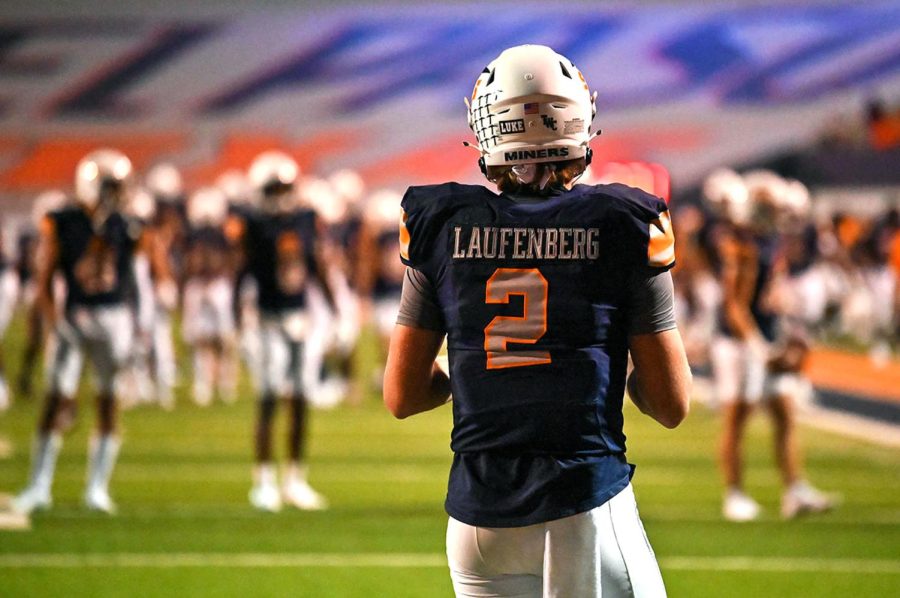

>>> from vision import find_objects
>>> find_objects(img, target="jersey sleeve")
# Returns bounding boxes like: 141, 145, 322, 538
399, 186, 436, 270
606, 184, 675, 273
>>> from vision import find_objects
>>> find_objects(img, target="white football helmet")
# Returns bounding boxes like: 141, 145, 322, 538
467, 45, 597, 171
187, 186, 228, 228
300, 177, 347, 224
31, 189, 67, 226
781, 179, 811, 219
215, 169, 253, 207
126, 187, 157, 221
328, 169, 365, 208
248, 151, 299, 212
702, 168, 750, 226
75, 149, 133, 210
365, 189, 403, 230
145, 162, 184, 201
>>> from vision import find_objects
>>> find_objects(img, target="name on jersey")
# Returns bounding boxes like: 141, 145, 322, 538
452, 226, 600, 261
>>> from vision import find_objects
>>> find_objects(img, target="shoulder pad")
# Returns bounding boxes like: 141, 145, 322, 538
400, 183, 493, 268
585, 183, 675, 271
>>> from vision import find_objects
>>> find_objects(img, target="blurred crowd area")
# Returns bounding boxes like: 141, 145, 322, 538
820, 95, 900, 151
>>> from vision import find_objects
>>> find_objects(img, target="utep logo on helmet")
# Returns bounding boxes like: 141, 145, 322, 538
499, 119, 525, 135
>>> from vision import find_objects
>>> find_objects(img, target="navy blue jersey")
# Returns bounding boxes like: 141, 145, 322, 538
185, 225, 231, 280
714, 231, 781, 343
400, 182, 675, 527
240, 209, 320, 313
49, 206, 140, 309
373, 229, 405, 299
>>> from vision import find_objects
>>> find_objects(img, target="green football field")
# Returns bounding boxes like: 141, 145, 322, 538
0, 323, 898, 597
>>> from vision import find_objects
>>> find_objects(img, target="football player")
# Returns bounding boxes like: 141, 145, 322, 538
15, 190, 68, 397
144, 162, 186, 406
711, 170, 833, 521
12, 149, 172, 514
182, 186, 236, 406
356, 189, 405, 390
217, 169, 263, 393
227, 151, 336, 511
384, 45, 691, 597
0, 221, 20, 410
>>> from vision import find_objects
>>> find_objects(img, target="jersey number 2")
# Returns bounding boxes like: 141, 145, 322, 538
484, 268, 551, 370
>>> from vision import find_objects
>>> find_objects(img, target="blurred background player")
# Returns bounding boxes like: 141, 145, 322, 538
144, 162, 185, 406
12, 149, 172, 515
218, 169, 263, 394
710, 169, 834, 522
356, 189, 405, 394
228, 150, 336, 512
182, 186, 237, 406
15, 190, 68, 397
0, 221, 20, 412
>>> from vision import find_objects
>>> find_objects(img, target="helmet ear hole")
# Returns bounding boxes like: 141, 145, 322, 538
584, 147, 593, 167
478, 157, 487, 176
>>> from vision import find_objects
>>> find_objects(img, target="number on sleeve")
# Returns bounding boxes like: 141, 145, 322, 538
484, 268, 551, 370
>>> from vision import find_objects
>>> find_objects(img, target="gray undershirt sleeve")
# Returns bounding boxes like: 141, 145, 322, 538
626, 270, 677, 336
396, 267, 447, 332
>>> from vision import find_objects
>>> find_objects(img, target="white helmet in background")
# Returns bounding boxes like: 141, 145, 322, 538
467, 44, 597, 172
365, 189, 403, 230
301, 177, 347, 224
75, 148, 133, 210
781, 179, 811, 219
126, 187, 157, 222
145, 162, 184, 202
328, 169, 366, 209
702, 168, 750, 226
187, 186, 228, 228
743, 169, 787, 233
248, 150, 299, 212
215, 169, 253, 208
31, 189, 67, 227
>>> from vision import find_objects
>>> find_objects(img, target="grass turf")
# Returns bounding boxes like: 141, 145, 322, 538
0, 320, 898, 597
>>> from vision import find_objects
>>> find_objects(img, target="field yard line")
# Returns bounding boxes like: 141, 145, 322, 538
34, 507, 900, 525
662, 556, 900, 574
0, 554, 898, 573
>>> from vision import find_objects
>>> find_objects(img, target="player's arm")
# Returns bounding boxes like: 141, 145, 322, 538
625, 271, 691, 429
141, 227, 177, 310
34, 216, 60, 327
383, 268, 450, 419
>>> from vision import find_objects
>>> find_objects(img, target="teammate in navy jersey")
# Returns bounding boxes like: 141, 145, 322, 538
384, 45, 691, 598
12, 149, 172, 515
15, 190, 67, 397
228, 151, 336, 512
708, 171, 833, 522
182, 187, 237, 406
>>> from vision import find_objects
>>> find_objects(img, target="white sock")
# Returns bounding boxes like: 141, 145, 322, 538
284, 463, 308, 486
254, 463, 278, 487
86, 435, 121, 494
30, 433, 63, 495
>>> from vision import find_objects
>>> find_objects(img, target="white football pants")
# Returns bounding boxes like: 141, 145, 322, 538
446, 484, 666, 598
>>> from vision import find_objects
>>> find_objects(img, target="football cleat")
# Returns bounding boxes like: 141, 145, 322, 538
723, 489, 761, 522
781, 481, 835, 519
84, 486, 117, 515
249, 484, 282, 513
11, 486, 53, 515
282, 480, 328, 511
